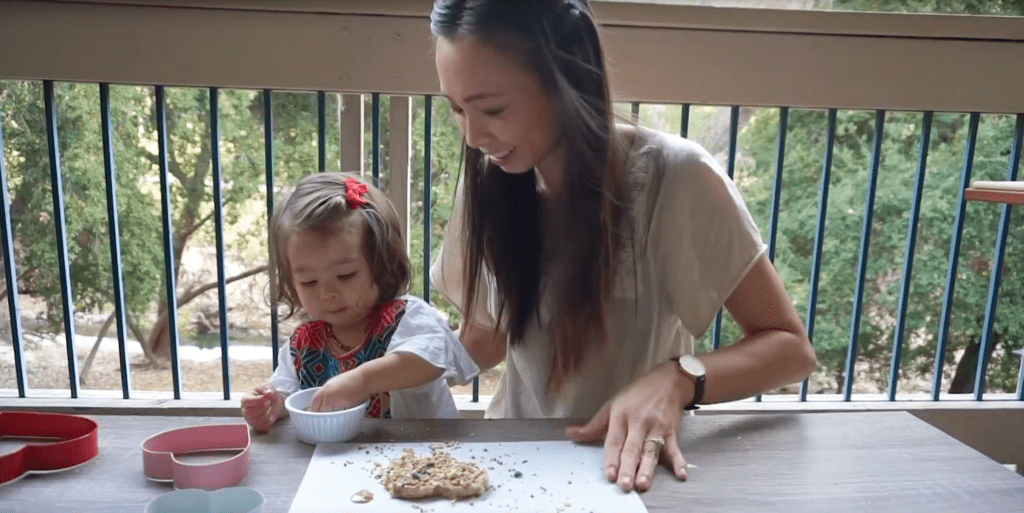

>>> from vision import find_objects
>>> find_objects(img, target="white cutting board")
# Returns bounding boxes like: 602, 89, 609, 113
289, 441, 648, 513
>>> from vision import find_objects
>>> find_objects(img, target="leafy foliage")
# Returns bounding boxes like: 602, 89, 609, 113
0, 0, 1019, 392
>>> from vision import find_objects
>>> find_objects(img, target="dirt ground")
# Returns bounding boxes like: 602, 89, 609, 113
0, 270, 504, 399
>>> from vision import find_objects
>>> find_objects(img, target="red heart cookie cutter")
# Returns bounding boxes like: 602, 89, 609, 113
0, 411, 99, 485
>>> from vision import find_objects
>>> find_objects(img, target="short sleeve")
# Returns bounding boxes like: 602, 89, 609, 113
268, 332, 301, 397
650, 135, 767, 339
429, 174, 499, 329
386, 297, 481, 387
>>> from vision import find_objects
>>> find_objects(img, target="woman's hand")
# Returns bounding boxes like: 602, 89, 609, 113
564, 256, 816, 493
310, 371, 369, 412
566, 361, 691, 492
240, 384, 284, 433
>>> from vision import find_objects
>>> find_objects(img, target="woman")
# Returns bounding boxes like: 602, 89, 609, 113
429, 0, 816, 493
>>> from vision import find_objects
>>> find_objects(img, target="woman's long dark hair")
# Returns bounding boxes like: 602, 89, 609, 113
431, 0, 628, 388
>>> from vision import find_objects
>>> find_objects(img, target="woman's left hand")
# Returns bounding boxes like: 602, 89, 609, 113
566, 360, 691, 492
310, 371, 369, 412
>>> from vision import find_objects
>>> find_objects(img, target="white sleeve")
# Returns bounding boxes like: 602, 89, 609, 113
386, 296, 481, 387
650, 135, 767, 339
267, 333, 301, 397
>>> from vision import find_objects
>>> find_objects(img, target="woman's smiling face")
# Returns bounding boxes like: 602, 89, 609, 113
435, 34, 565, 186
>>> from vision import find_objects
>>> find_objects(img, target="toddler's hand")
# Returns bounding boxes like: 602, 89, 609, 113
241, 384, 282, 433
309, 372, 369, 412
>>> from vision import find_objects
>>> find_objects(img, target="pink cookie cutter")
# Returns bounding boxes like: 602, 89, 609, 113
0, 411, 99, 485
142, 424, 250, 490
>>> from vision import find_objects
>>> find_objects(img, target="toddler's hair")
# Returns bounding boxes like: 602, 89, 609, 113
269, 172, 411, 319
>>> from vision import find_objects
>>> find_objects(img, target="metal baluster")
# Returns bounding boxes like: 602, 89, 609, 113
887, 111, 933, 401
318, 91, 326, 172
931, 112, 980, 400
973, 113, 1022, 400
680, 103, 690, 138
0, 98, 27, 397
712, 106, 741, 351
210, 88, 231, 399
423, 95, 432, 303
800, 109, 838, 402
757, 106, 789, 403
264, 89, 280, 370
154, 86, 182, 399
372, 93, 380, 188
44, 81, 80, 398
100, 83, 132, 398
842, 110, 886, 402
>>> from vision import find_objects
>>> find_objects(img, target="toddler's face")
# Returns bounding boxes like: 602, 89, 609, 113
287, 215, 380, 335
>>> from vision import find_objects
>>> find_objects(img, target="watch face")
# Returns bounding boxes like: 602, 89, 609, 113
678, 355, 706, 377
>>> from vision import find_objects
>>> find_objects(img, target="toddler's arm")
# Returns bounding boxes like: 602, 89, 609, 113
309, 353, 443, 412
241, 383, 287, 432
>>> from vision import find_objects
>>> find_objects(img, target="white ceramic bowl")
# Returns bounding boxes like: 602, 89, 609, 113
284, 387, 368, 444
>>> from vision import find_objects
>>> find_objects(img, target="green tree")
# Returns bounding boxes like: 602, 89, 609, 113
790, 0, 1024, 393
1, 84, 468, 376
740, 107, 1022, 394
0, 83, 324, 365
1, 82, 163, 362
411, 96, 464, 326
360, 93, 464, 326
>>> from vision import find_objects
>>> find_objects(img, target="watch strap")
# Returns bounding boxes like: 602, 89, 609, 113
671, 356, 706, 411
683, 375, 705, 411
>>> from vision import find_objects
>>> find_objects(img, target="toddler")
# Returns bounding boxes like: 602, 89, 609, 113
241, 172, 478, 432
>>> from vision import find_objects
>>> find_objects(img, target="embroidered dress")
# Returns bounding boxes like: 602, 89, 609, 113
269, 295, 480, 419
289, 299, 406, 418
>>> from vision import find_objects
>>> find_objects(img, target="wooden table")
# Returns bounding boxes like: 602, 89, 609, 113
964, 180, 1024, 205
0, 411, 1021, 512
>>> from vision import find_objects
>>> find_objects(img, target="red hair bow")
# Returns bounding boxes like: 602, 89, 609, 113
345, 178, 369, 209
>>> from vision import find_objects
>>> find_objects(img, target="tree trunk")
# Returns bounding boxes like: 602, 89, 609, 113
145, 93, 213, 357
127, 313, 159, 364
148, 312, 172, 360
80, 311, 116, 384
145, 264, 269, 359
948, 335, 1000, 394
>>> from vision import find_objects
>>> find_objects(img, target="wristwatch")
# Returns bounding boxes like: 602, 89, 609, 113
671, 354, 706, 411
